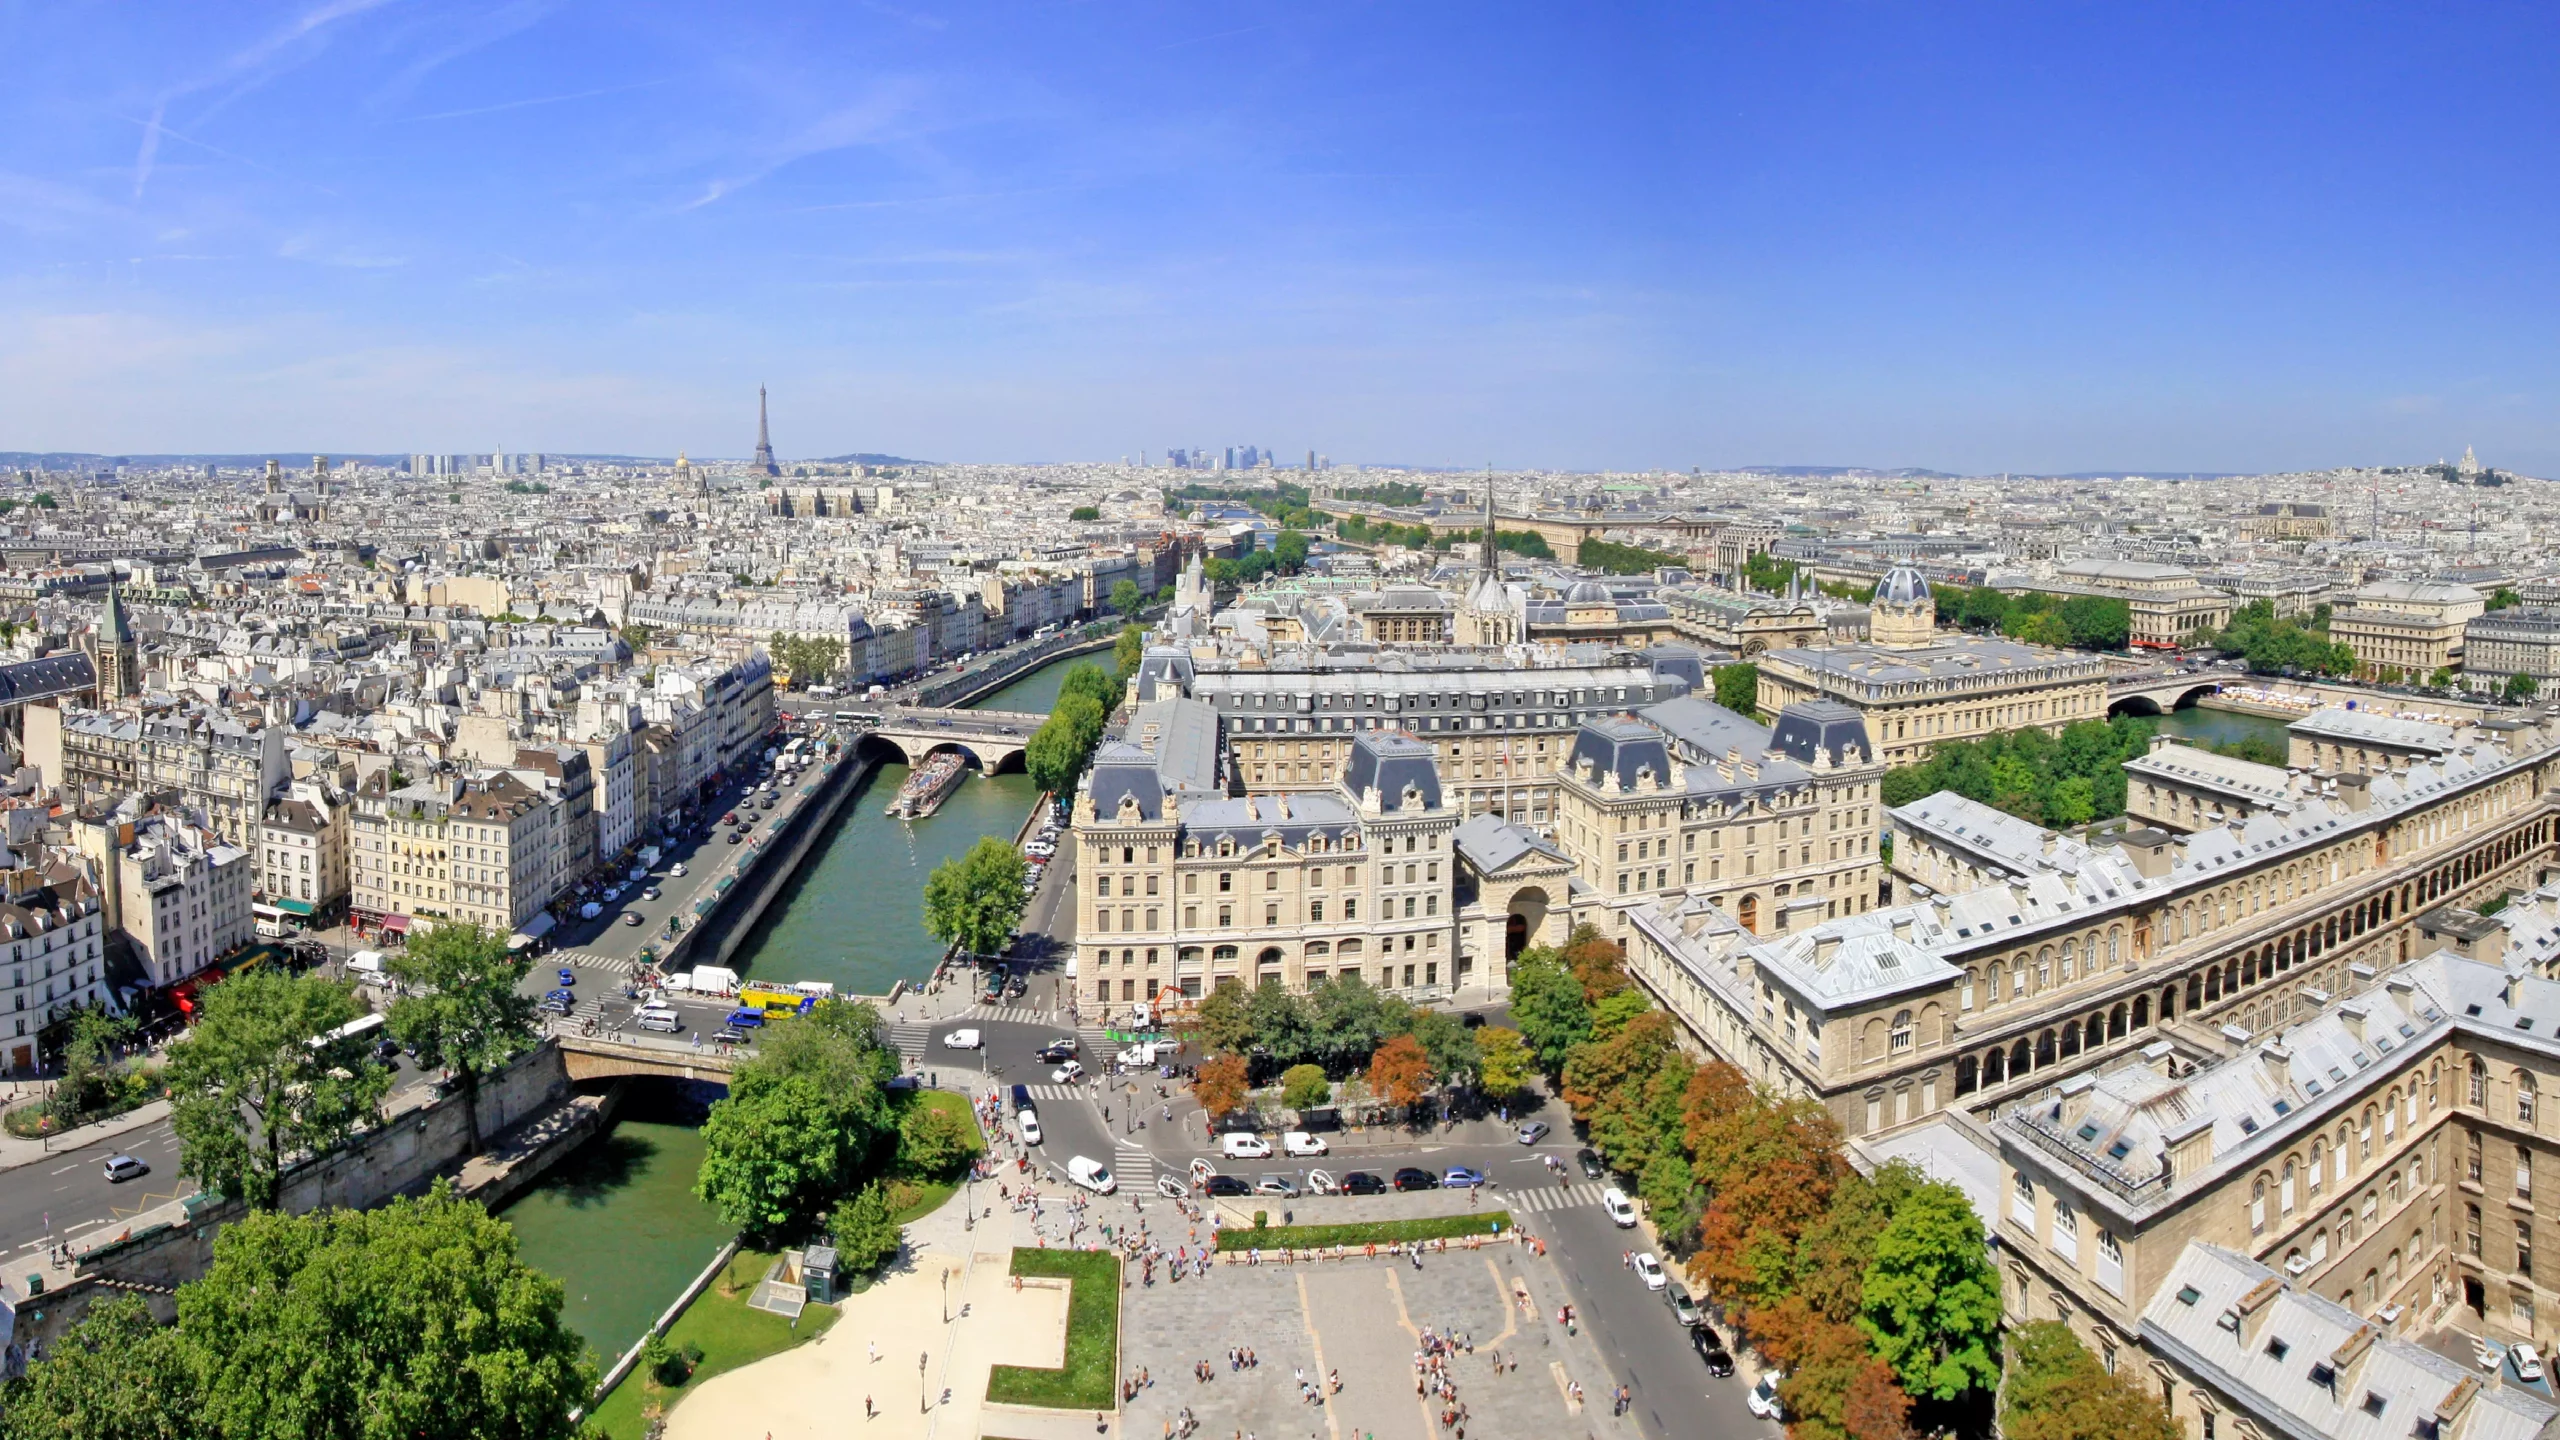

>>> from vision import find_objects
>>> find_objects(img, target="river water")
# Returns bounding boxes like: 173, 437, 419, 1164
502, 651, 1103, 1358
2154, 704, 2293, 755
716, 649, 1099, 997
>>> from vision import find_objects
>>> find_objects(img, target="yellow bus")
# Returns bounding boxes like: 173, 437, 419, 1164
739, 983, 815, 1017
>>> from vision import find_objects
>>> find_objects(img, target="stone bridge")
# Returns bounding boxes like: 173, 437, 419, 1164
557, 1033, 741, 1085
859, 704, 1046, 773
2107, 669, 2224, 716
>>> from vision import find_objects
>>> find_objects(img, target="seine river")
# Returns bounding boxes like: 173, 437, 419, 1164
501, 651, 1096, 1379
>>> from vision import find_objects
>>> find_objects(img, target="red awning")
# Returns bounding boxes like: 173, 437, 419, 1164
381, 914, 412, 934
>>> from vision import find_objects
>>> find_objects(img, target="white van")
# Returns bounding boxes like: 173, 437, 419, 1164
634, 1005, 683, 1034
1067, 1155, 1116, 1194
1219, 1132, 1273, 1160
1603, 1187, 1639, 1227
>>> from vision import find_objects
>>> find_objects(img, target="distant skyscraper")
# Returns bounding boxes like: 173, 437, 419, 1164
754, 386, 781, 476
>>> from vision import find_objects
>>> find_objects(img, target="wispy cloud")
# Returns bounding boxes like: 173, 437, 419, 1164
365, 0, 570, 115
389, 77, 677, 125
134, 0, 403, 198
683, 83, 926, 211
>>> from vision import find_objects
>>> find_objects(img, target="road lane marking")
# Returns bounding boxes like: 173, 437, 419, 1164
47, 1162, 80, 1175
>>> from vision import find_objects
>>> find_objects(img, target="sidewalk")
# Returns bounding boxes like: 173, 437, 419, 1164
0, 1096, 173, 1176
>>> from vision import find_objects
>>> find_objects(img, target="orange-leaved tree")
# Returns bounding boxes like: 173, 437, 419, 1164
1562, 924, 1632, 1001
1366, 1034, 1434, 1110
1192, 1054, 1249, 1120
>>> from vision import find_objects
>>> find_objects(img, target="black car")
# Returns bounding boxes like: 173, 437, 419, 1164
1692, 1328, 1733, 1376
1035, 1044, 1076, 1064
1576, 1147, 1605, 1180
1340, 1171, 1388, 1196
1205, 1175, 1250, 1197
1392, 1167, 1439, 1192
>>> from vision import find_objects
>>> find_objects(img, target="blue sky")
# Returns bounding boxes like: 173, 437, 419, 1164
2, 2, 2556, 473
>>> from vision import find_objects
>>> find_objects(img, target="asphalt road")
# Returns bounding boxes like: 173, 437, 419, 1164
0, 1053, 439, 1265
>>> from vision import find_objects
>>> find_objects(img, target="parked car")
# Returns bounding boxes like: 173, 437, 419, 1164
1444, 1165, 1489, 1188
1694, 1329, 1734, 1377
579, 902, 603, 920
1254, 1175, 1299, 1198
1392, 1167, 1439, 1192
1747, 1373, 1785, 1421
1603, 1187, 1638, 1227
1283, 1131, 1328, 1157
2516, 1343, 2547, 1385
1341, 1171, 1388, 1196
1515, 1120, 1551, 1145
725, 1008, 767, 1029
1667, 1285, 1703, 1327
1220, 1133, 1272, 1160
103, 1154, 149, 1182
1632, 1252, 1666, 1290
1204, 1174, 1250, 1197
1577, 1147, 1606, 1180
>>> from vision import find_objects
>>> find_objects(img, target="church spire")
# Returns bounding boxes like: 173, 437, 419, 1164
1480, 467, 1498, 579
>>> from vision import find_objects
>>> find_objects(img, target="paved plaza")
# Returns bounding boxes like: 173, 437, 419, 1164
1120, 1239, 1641, 1440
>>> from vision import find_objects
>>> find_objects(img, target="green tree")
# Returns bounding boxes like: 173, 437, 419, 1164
895, 1099, 982, 1178
2001, 1321, 2182, 1440
1280, 1063, 1332, 1111
2490, 586, 2522, 611
696, 1071, 861, 1242
1476, 1026, 1531, 1100
1024, 693, 1106, 795
2047, 775, 2096, 827
385, 921, 539, 1154
1406, 1008, 1482, 1087
1112, 622, 1147, 686
167, 970, 389, 1209
1273, 530, 1310, 573
1244, 982, 1314, 1066
1305, 974, 1400, 1076
1712, 662, 1760, 718
1578, 538, 1685, 574
922, 835, 1030, 960
1858, 1179, 2004, 1400
2430, 665, 2457, 690
2507, 672, 2541, 702
176, 1181, 590, 1440
1508, 946, 1591, 1075
1069, 505, 1101, 522
1193, 980, 1256, 1056
0, 1294, 199, 1440
1110, 578, 1143, 617
1057, 660, 1117, 713
829, 1179, 904, 1275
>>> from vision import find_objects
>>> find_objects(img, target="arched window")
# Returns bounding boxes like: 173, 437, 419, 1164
1890, 1009, 1914, 1052
2520, 1072, 2538, 1127
2281, 1159, 2297, 1216
2308, 1140, 2326, 1193
2472, 1056, 2489, 1107
2251, 1176, 2268, 1234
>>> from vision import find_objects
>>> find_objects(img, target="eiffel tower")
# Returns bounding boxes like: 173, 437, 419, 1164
753, 384, 780, 476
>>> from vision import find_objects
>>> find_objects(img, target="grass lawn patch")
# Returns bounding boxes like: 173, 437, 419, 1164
986, 1249, 1120, 1411
885, 1089, 987, 1224
1213, 1211, 1515, 1251
584, 1248, 841, 1440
